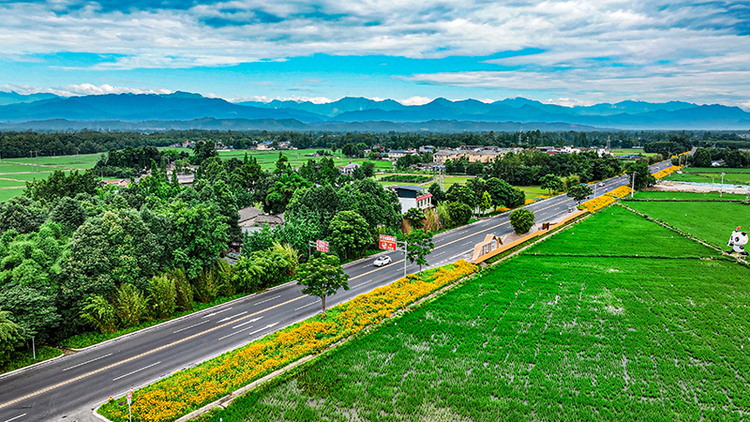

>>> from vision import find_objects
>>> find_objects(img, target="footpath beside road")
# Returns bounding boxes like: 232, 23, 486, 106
0, 161, 672, 422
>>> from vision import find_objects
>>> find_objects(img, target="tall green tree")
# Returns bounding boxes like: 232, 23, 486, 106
405, 229, 434, 274
446, 184, 475, 208
566, 184, 593, 204
0, 284, 60, 344
297, 254, 349, 318
0, 311, 23, 366
539, 174, 564, 195
479, 191, 493, 216
168, 200, 230, 279
404, 208, 425, 229
328, 211, 371, 260
626, 162, 656, 190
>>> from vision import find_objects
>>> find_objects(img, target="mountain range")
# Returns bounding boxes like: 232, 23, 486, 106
1, 91, 748, 131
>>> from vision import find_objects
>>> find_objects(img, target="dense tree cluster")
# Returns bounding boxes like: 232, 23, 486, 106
3, 129, 750, 160
689, 148, 750, 168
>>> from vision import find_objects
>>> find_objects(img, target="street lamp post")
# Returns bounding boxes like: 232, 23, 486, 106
720, 172, 726, 198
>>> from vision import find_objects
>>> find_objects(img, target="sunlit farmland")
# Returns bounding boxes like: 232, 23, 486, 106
202, 206, 749, 422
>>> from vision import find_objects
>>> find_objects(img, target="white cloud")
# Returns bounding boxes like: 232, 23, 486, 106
226, 95, 334, 104
1, 1, 750, 105
1, 83, 173, 97
398, 96, 433, 106
544, 98, 596, 108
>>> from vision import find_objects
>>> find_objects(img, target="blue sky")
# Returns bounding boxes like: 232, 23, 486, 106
1, 0, 749, 108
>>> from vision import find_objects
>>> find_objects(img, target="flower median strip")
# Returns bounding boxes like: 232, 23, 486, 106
98, 260, 478, 422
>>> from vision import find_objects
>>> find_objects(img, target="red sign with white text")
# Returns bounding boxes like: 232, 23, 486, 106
316, 240, 329, 253
379, 235, 397, 251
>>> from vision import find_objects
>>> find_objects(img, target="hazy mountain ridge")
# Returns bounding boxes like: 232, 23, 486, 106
0, 91, 748, 130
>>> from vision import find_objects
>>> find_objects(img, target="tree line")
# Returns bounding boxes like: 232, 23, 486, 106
2, 129, 750, 159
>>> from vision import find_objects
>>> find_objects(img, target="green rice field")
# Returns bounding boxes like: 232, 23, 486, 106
201, 205, 750, 422
664, 172, 750, 186
626, 201, 748, 250
633, 191, 748, 200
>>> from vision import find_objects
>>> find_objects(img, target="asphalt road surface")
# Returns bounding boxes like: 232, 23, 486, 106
0, 160, 673, 422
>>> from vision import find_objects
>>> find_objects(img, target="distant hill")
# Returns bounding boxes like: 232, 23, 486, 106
1, 91, 749, 130
0, 118, 600, 133
0, 91, 60, 106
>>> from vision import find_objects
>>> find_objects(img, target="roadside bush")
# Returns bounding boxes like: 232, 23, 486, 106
509, 208, 536, 234
446, 202, 472, 227
231, 257, 263, 293
192, 267, 219, 304
115, 283, 148, 327
80, 295, 118, 334
171, 268, 193, 311
148, 275, 177, 319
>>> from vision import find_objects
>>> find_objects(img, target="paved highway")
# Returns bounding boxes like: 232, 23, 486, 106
0, 160, 672, 422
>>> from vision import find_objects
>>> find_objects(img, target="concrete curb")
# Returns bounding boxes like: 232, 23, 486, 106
0, 349, 68, 382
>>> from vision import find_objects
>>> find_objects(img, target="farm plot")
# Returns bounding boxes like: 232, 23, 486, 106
201, 211, 750, 422
665, 172, 750, 186
633, 191, 748, 200
626, 201, 748, 249
531, 206, 719, 258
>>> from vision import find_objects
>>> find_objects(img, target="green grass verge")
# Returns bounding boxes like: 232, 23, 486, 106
59, 293, 258, 349
198, 219, 750, 421
0, 346, 63, 375
625, 201, 748, 250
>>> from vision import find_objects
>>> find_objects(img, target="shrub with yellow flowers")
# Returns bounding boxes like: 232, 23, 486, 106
605, 186, 631, 199
652, 165, 682, 180
581, 195, 615, 212
99, 260, 478, 422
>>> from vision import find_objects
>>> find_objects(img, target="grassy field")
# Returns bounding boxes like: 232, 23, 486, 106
626, 201, 748, 249
610, 148, 657, 157
634, 191, 748, 200
684, 167, 750, 174
201, 207, 750, 422
531, 206, 719, 258
665, 172, 750, 186
160, 147, 396, 172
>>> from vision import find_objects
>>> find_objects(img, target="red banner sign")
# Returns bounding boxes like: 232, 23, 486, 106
379, 235, 397, 251
316, 240, 329, 253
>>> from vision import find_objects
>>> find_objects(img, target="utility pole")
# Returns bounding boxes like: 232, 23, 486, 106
397, 240, 408, 278
32, 336, 36, 360
630, 171, 636, 198
720, 172, 726, 198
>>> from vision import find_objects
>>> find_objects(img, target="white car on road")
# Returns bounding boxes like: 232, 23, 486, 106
373, 256, 392, 267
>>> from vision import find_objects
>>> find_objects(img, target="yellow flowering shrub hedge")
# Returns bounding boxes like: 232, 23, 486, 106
652, 165, 681, 179
605, 186, 631, 199
99, 260, 478, 422
581, 195, 615, 212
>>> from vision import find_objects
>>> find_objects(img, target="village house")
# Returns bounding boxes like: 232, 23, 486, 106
237, 206, 285, 234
